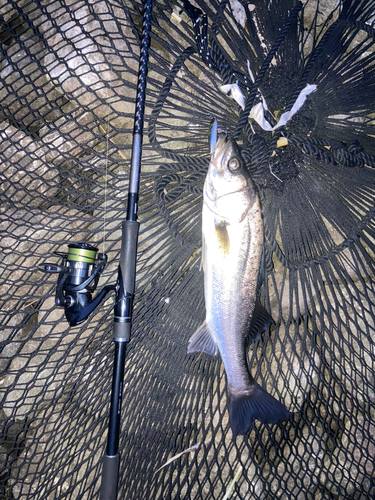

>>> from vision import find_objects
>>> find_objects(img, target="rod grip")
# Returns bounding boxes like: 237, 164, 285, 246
121, 220, 139, 293
113, 220, 139, 340
100, 454, 120, 500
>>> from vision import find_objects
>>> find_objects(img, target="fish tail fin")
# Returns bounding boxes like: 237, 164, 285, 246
228, 384, 289, 436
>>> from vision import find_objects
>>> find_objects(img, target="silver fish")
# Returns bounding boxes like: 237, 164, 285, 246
188, 126, 289, 435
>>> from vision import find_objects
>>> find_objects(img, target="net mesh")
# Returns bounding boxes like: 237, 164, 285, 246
1, 0, 375, 498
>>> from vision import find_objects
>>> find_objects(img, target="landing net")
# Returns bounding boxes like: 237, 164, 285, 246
1, 1, 374, 498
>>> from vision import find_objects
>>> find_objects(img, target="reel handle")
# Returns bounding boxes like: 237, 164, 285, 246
39, 263, 66, 273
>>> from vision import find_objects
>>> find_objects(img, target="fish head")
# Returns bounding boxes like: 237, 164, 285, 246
205, 133, 256, 222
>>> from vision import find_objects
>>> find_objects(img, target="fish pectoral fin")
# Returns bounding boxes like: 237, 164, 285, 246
187, 321, 217, 356
248, 300, 274, 341
214, 220, 230, 256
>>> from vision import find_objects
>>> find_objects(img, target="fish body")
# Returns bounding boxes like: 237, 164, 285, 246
188, 132, 289, 435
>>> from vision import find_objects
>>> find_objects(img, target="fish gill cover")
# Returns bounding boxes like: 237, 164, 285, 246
0, 0, 374, 498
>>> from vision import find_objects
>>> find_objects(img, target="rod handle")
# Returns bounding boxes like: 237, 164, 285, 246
113, 220, 139, 340
100, 454, 120, 500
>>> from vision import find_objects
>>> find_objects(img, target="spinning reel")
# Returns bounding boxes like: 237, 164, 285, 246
40, 243, 115, 326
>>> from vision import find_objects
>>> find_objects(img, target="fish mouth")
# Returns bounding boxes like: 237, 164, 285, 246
211, 133, 230, 171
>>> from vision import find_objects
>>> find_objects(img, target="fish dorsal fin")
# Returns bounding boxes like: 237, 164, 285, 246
257, 246, 266, 289
188, 320, 218, 356
248, 300, 274, 341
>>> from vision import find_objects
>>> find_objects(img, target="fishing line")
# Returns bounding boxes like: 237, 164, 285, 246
102, 109, 110, 256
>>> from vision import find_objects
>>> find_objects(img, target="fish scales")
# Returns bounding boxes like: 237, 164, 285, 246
188, 131, 289, 435
204, 193, 263, 394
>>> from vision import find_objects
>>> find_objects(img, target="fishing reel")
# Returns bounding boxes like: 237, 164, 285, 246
40, 243, 115, 327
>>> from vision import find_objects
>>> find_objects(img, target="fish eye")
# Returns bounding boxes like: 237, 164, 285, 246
228, 158, 240, 172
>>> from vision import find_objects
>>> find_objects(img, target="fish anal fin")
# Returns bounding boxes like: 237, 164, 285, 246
248, 300, 274, 342
199, 235, 205, 272
228, 384, 290, 435
188, 321, 217, 356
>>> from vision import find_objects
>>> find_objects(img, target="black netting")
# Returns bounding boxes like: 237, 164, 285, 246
1, 0, 375, 498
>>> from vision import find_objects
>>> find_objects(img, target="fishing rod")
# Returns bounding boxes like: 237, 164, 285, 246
40, 0, 154, 498
99, 0, 153, 497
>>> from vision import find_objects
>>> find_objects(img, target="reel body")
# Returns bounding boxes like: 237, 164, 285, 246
41, 243, 115, 326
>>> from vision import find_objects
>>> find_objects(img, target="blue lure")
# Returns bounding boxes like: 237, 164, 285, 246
209, 117, 218, 154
